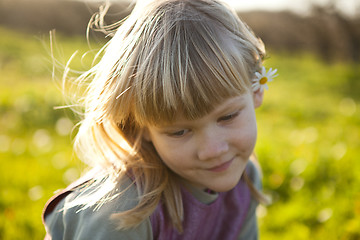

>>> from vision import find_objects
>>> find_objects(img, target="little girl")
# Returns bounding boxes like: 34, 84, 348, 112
43, 0, 277, 239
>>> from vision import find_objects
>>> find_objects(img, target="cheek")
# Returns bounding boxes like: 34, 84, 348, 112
236, 117, 257, 151
248, 119, 258, 143
150, 139, 183, 167
251, 121, 258, 143
151, 139, 197, 175
155, 149, 188, 175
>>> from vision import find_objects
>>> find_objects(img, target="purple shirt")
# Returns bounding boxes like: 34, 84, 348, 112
43, 162, 260, 240
150, 178, 251, 240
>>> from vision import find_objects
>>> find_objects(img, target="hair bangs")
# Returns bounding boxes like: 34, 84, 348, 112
129, 11, 254, 127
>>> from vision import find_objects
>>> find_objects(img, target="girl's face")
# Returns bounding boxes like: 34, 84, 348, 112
145, 93, 259, 192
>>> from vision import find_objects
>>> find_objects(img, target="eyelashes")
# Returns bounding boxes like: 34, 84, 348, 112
166, 110, 241, 138
217, 111, 240, 122
168, 129, 189, 137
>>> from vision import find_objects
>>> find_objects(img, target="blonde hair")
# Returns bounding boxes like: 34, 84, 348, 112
67, 0, 266, 232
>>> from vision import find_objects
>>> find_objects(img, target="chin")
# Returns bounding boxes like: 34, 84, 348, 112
210, 175, 243, 193
214, 166, 248, 192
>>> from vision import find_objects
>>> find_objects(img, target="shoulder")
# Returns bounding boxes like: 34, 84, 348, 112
246, 159, 262, 191
235, 160, 263, 240
43, 173, 153, 240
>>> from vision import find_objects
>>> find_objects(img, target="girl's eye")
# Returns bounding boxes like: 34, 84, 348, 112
168, 129, 189, 137
218, 111, 240, 122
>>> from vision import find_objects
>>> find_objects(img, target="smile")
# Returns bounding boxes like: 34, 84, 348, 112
207, 158, 234, 172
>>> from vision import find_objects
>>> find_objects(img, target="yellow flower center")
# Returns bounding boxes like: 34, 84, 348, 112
260, 77, 268, 85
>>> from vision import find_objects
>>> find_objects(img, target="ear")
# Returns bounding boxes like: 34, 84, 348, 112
253, 89, 264, 108
142, 127, 152, 142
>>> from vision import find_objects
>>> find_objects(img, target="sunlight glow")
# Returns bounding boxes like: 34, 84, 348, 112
223, 0, 359, 16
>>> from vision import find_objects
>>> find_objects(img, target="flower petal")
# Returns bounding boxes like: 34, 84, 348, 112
255, 72, 262, 79
252, 83, 261, 92
261, 66, 266, 75
252, 66, 278, 92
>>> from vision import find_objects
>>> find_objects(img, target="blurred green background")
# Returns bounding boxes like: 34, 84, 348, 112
0, 0, 360, 239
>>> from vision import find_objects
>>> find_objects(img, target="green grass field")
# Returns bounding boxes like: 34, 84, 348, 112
0, 26, 359, 239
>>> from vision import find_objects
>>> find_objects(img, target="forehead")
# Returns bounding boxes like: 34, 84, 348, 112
150, 93, 253, 128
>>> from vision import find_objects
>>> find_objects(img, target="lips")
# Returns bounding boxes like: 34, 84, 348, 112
208, 158, 234, 172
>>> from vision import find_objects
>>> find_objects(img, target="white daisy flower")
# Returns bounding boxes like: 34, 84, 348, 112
252, 66, 278, 92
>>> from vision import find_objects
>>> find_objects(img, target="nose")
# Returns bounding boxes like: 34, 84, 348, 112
197, 130, 229, 161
